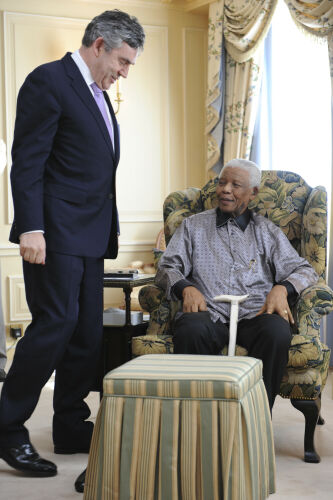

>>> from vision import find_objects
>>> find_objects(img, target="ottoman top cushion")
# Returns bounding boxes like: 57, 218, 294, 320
103, 354, 263, 401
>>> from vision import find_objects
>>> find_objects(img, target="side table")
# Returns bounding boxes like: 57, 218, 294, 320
102, 273, 155, 374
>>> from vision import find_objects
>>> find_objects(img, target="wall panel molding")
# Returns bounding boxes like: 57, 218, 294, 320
3, 11, 88, 223
3, 12, 169, 228
119, 240, 155, 253
182, 26, 207, 188
8, 274, 31, 321
120, 211, 163, 223
116, 24, 170, 219
0, 243, 19, 257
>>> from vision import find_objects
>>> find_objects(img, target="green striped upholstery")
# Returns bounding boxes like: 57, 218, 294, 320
84, 355, 275, 500
104, 354, 262, 400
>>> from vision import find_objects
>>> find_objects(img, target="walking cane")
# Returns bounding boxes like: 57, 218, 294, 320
213, 295, 248, 356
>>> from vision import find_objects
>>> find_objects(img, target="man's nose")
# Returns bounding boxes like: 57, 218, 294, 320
222, 183, 232, 192
119, 66, 129, 78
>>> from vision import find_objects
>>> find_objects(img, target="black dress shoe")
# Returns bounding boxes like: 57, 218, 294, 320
0, 369, 6, 382
54, 443, 90, 454
74, 468, 86, 493
0, 443, 57, 477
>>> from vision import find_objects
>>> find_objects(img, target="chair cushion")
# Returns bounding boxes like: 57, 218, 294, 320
104, 354, 263, 401
132, 335, 248, 357
132, 334, 174, 355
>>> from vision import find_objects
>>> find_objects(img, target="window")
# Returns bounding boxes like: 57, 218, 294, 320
271, 2, 331, 192
254, 1, 331, 195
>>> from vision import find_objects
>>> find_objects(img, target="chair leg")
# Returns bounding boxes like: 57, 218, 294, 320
290, 398, 321, 463
317, 394, 325, 425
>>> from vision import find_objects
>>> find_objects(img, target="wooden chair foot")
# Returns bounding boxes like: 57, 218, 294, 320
291, 398, 321, 463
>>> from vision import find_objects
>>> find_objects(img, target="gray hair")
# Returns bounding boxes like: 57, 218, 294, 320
82, 10, 145, 52
219, 158, 261, 188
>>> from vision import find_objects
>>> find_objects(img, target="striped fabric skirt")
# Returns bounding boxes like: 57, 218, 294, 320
84, 354, 275, 500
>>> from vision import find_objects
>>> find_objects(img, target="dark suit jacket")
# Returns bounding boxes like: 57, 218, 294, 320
9, 52, 119, 259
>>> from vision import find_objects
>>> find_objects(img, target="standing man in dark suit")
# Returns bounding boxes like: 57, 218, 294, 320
0, 10, 145, 477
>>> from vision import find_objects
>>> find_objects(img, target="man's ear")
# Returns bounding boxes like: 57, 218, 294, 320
251, 187, 259, 197
93, 37, 104, 56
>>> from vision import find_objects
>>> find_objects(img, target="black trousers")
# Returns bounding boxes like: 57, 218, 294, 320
173, 311, 291, 410
0, 252, 104, 448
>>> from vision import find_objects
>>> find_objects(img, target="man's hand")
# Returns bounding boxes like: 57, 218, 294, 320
256, 284, 294, 324
182, 286, 207, 313
19, 233, 46, 265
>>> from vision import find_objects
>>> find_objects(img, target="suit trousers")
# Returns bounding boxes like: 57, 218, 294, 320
0, 278, 6, 371
0, 251, 104, 448
173, 311, 291, 410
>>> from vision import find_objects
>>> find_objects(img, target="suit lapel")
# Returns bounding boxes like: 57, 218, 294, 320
61, 53, 115, 161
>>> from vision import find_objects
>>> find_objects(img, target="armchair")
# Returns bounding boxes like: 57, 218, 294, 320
133, 171, 333, 463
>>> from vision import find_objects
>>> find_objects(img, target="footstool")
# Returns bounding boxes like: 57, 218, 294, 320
84, 354, 275, 500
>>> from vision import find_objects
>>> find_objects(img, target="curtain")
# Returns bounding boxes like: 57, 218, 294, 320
284, 0, 333, 36
206, 1, 225, 174
206, 0, 277, 175
224, 0, 277, 62
223, 50, 264, 164
250, 28, 273, 169
326, 33, 333, 360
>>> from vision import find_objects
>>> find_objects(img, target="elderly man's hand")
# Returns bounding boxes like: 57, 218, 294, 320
256, 284, 294, 324
182, 286, 207, 313
20, 233, 46, 265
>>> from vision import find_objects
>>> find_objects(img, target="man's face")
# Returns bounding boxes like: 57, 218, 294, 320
216, 167, 257, 216
90, 39, 138, 90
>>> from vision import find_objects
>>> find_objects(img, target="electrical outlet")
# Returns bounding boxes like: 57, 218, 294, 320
10, 325, 23, 339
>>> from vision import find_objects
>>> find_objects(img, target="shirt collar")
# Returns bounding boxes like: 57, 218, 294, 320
71, 50, 95, 91
216, 207, 251, 232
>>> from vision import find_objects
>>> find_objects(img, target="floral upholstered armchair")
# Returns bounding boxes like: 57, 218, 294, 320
133, 171, 333, 463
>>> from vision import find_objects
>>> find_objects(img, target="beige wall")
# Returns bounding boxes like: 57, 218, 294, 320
0, 0, 208, 345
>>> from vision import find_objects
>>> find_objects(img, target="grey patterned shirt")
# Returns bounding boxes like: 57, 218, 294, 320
155, 209, 318, 323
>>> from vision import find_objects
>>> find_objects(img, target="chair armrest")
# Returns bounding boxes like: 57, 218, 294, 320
138, 284, 165, 313
138, 284, 181, 336
295, 283, 333, 336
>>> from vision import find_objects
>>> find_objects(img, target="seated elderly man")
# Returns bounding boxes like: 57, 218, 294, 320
155, 159, 318, 410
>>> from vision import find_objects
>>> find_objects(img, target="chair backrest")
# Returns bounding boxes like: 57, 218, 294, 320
163, 170, 327, 280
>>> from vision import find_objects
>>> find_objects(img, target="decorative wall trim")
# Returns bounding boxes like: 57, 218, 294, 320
120, 212, 163, 223
119, 240, 155, 253
3, 11, 88, 224
71, 0, 187, 12
0, 243, 19, 257
3, 11, 169, 226
184, 0, 212, 12
8, 274, 31, 322
116, 23, 170, 219
182, 27, 207, 187
4, 11, 13, 224
0, 241, 156, 255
